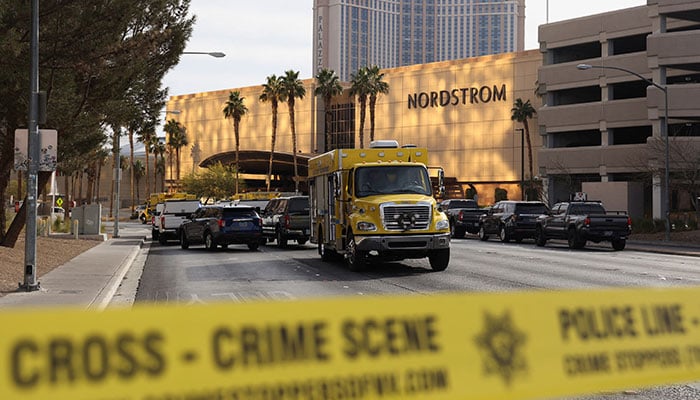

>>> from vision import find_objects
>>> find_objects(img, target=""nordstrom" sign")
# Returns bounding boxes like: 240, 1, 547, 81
407, 84, 507, 109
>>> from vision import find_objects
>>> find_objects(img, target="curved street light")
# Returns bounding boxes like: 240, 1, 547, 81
182, 51, 225, 58
577, 63, 670, 241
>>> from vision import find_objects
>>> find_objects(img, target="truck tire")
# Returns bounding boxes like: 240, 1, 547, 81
567, 228, 586, 249
452, 224, 466, 239
297, 239, 308, 245
159, 235, 167, 245
499, 225, 510, 243
277, 228, 287, 248
428, 248, 449, 271
180, 231, 189, 249
152, 229, 159, 241
204, 232, 217, 251
345, 232, 367, 271
535, 226, 547, 247
478, 226, 489, 241
247, 242, 259, 251
611, 239, 626, 251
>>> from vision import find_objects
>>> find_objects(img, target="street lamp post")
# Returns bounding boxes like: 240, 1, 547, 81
515, 128, 525, 200
576, 63, 671, 241
182, 51, 226, 58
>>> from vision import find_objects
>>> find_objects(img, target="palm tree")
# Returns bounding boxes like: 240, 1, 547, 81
259, 75, 283, 191
138, 129, 157, 196
349, 67, 371, 148
163, 119, 180, 185
280, 70, 306, 193
133, 159, 146, 203
367, 65, 389, 143
314, 68, 343, 152
152, 140, 167, 192
222, 91, 248, 195
169, 125, 189, 184
511, 98, 537, 183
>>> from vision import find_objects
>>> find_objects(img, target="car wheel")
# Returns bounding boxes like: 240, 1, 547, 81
152, 229, 159, 241
612, 239, 626, 251
204, 232, 217, 251
277, 228, 287, 248
345, 232, 367, 272
247, 242, 259, 251
478, 226, 489, 241
535, 226, 547, 247
567, 228, 586, 249
158, 235, 167, 245
180, 231, 189, 249
499, 225, 510, 243
140, 215, 146, 224
428, 248, 449, 271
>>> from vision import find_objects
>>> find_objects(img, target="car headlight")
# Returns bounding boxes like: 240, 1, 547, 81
356, 221, 377, 231
436, 219, 449, 230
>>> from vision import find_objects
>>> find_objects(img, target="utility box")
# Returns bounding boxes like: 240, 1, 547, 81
72, 204, 102, 235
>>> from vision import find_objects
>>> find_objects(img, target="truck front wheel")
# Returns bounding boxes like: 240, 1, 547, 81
428, 248, 449, 271
535, 226, 547, 247
567, 228, 586, 249
345, 232, 367, 271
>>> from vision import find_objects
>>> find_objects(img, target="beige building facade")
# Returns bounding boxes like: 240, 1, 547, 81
538, 0, 700, 218
166, 50, 542, 204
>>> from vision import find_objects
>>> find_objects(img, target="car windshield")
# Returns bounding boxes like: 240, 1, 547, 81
355, 166, 432, 197
514, 203, 548, 214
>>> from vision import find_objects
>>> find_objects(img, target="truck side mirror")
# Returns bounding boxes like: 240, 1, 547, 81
437, 168, 445, 197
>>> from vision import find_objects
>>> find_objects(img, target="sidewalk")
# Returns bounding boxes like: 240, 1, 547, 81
0, 224, 147, 310
0, 228, 697, 310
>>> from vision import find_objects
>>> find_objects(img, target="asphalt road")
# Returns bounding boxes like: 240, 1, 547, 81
133, 234, 700, 400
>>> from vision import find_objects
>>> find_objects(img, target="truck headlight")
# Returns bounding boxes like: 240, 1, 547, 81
436, 219, 449, 230
357, 221, 377, 231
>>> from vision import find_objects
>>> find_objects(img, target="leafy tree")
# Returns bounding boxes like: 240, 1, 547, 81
511, 98, 537, 184
314, 68, 343, 152
280, 70, 306, 193
222, 91, 248, 195
349, 67, 371, 148
367, 65, 389, 143
259, 75, 283, 191
0, 0, 193, 245
181, 162, 244, 203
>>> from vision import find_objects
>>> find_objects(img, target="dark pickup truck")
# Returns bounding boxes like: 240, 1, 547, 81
439, 199, 483, 238
534, 201, 632, 250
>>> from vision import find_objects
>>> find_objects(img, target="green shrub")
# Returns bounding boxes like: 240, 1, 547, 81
632, 218, 666, 233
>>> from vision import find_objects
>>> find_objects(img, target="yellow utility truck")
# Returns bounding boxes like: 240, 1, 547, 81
308, 140, 450, 271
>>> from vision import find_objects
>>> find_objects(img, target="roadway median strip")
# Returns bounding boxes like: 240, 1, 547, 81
1, 286, 699, 400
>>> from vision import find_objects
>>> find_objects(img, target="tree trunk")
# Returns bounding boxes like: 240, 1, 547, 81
358, 98, 366, 148
129, 129, 135, 213
289, 100, 299, 193
267, 102, 278, 192
234, 120, 240, 195
369, 95, 376, 143
324, 95, 332, 152
523, 121, 534, 181
1, 171, 52, 248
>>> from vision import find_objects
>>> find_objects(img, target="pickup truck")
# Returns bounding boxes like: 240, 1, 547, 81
156, 199, 202, 245
439, 199, 483, 238
534, 201, 631, 250
261, 196, 310, 248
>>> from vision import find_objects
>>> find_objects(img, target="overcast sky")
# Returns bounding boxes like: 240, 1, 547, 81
162, 0, 647, 97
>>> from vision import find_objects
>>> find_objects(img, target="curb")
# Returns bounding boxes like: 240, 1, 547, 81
88, 236, 146, 310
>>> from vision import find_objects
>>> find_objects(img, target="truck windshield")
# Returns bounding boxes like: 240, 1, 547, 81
355, 166, 432, 197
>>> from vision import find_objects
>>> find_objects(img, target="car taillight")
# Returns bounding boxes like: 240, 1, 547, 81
627, 217, 632, 229
218, 219, 225, 228
584, 217, 591, 226
160, 216, 165, 226
458, 210, 463, 221
285, 214, 291, 229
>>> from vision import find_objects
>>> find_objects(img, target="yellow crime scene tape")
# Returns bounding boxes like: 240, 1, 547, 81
1, 286, 700, 400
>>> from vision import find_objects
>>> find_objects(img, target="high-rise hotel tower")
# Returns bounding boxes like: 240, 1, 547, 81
313, 0, 525, 80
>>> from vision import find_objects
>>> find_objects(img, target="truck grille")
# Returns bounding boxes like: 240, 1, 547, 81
381, 204, 431, 231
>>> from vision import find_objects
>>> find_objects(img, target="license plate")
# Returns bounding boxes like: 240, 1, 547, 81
238, 222, 248, 228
